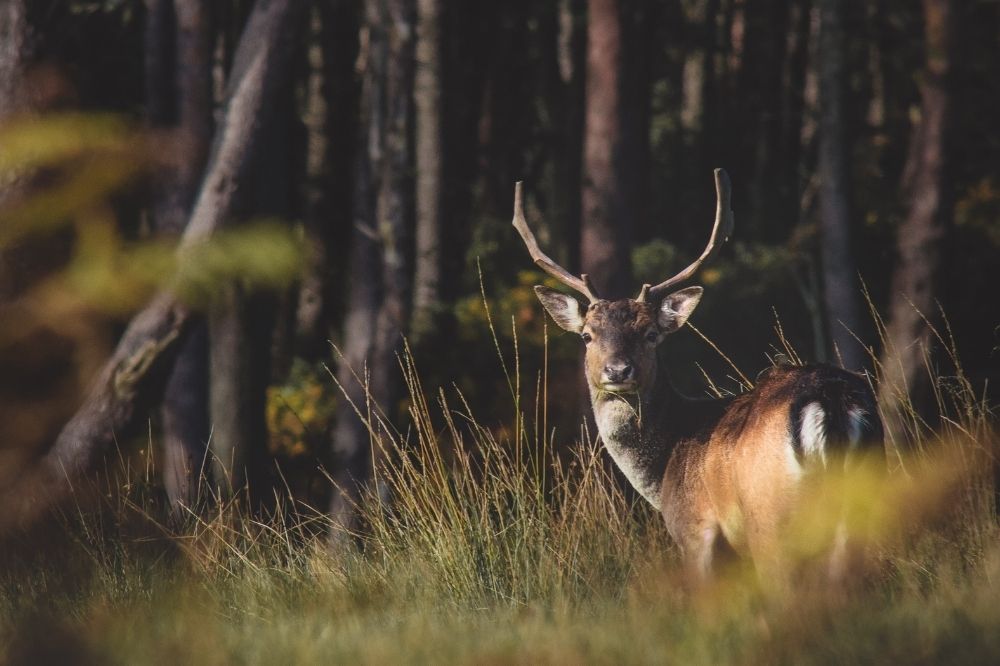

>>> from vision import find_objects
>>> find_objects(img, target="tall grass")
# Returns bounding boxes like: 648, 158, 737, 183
0, 305, 997, 664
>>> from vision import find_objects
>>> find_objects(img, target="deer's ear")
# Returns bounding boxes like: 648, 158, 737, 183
658, 286, 703, 333
534, 286, 585, 333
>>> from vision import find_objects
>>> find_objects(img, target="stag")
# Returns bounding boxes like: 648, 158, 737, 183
513, 169, 883, 585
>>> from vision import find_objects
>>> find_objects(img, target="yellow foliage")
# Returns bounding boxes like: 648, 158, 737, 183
455, 269, 580, 355
266, 361, 336, 459
0, 113, 303, 344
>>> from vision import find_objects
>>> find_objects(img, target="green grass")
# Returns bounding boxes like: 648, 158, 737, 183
1, 315, 997, 665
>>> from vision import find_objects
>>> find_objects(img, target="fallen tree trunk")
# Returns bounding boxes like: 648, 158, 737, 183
0, 0, 305, 530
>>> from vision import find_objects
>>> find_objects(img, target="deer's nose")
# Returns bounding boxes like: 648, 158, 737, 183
603, 362, 634, 383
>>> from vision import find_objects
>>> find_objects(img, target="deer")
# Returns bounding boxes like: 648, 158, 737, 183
512, 169, 883, 587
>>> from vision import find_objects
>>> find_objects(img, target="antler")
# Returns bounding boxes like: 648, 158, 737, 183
638, 168, 734, 303
512, 181, 600, 302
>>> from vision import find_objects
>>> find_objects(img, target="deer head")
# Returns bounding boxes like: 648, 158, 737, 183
512, 169, 734, 396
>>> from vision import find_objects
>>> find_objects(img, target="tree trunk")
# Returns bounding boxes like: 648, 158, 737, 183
173, 0, 214, 205
208, 28, 295, 504
145, 0, 176, 147
296, 8, 332, 359
144, 0, 214, 515
330, 0, 415, 537
737, 0, 792, 240
410, 0, 442, 341
581, 0, 650, 299
582, 0, 623, 296
680, 0, 709, 134
161, 0, 213, 512
329, 197, 380, 535
877, 0, 953, 449
554, 0, 586, 274
372, 0, 415, 431
817, 0, 864, 370
0, 0, 305, 532
779, 0, 810, 226
0, 1, 28, 121
296, 0, 359, 360
161, 324, 209, 509
0, 0, 30, 295
208, 286, 274, 500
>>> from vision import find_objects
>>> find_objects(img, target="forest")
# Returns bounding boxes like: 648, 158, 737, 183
0, 0, 999, 662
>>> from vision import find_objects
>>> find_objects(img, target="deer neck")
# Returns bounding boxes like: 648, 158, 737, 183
589, 374, 676, 508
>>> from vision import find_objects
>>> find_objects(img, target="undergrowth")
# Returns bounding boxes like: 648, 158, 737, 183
0, 306, 996, 665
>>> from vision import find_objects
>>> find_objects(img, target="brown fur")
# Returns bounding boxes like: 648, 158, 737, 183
582, 300, 659, 392
536, 289, 883, 587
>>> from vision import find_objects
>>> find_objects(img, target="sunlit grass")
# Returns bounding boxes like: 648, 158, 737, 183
1, 299, 997, 664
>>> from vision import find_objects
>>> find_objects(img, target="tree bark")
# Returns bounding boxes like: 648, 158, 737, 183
371, 0, 415, 426
145, 0, 214, 514
0, 0, 305, 531
145, 0, 176, 136
329, 193, 381, 535
330, 0, 415, 537
161, 0, 213, 512
680, 0, 709, 134
410, 0, 442, 341
208, 5, 297, 504
554, 0, 586, 274
0, 0, 28, 121
296, 1, 359, 360
817, 0, 864, 370
779, 0, 810, 225
582, 0, 624, 297
0, 0, 30, 295
296, 9, 331, 359
161, 324, 210, 509
581, 0, 650, 299
173, 0, 214, 207
208, 286, 274, 500
145, 0, 212, 232
877, 0, 953, 448
736, 0, 792, 240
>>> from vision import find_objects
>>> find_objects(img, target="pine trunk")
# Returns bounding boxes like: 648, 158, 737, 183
330, 0, 415, 537
411, 0, 443, 341
582, 0, 650, 299
208, 40, 295, 504
0, 0, 30, 294
877, 0, 953, 450
296, 0, 359, 360
817, 0, 864, 370
0, 1, 27, 120
145, 0, 214, 514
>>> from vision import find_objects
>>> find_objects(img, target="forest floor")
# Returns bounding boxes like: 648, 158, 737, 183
1, 332, 997, 665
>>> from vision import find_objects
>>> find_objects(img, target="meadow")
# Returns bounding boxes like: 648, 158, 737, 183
1, 310, 996, 666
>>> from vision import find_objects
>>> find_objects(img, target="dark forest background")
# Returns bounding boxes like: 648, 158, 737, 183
0, 0, 997, 531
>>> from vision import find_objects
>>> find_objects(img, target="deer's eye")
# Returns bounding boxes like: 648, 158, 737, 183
645, 330, 659, 343
581, 332, 593, 344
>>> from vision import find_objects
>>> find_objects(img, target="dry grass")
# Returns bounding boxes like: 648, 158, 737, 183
0, 307, 996, 665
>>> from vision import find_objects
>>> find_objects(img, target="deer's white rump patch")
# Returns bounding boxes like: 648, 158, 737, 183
799, 402, 827, 464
